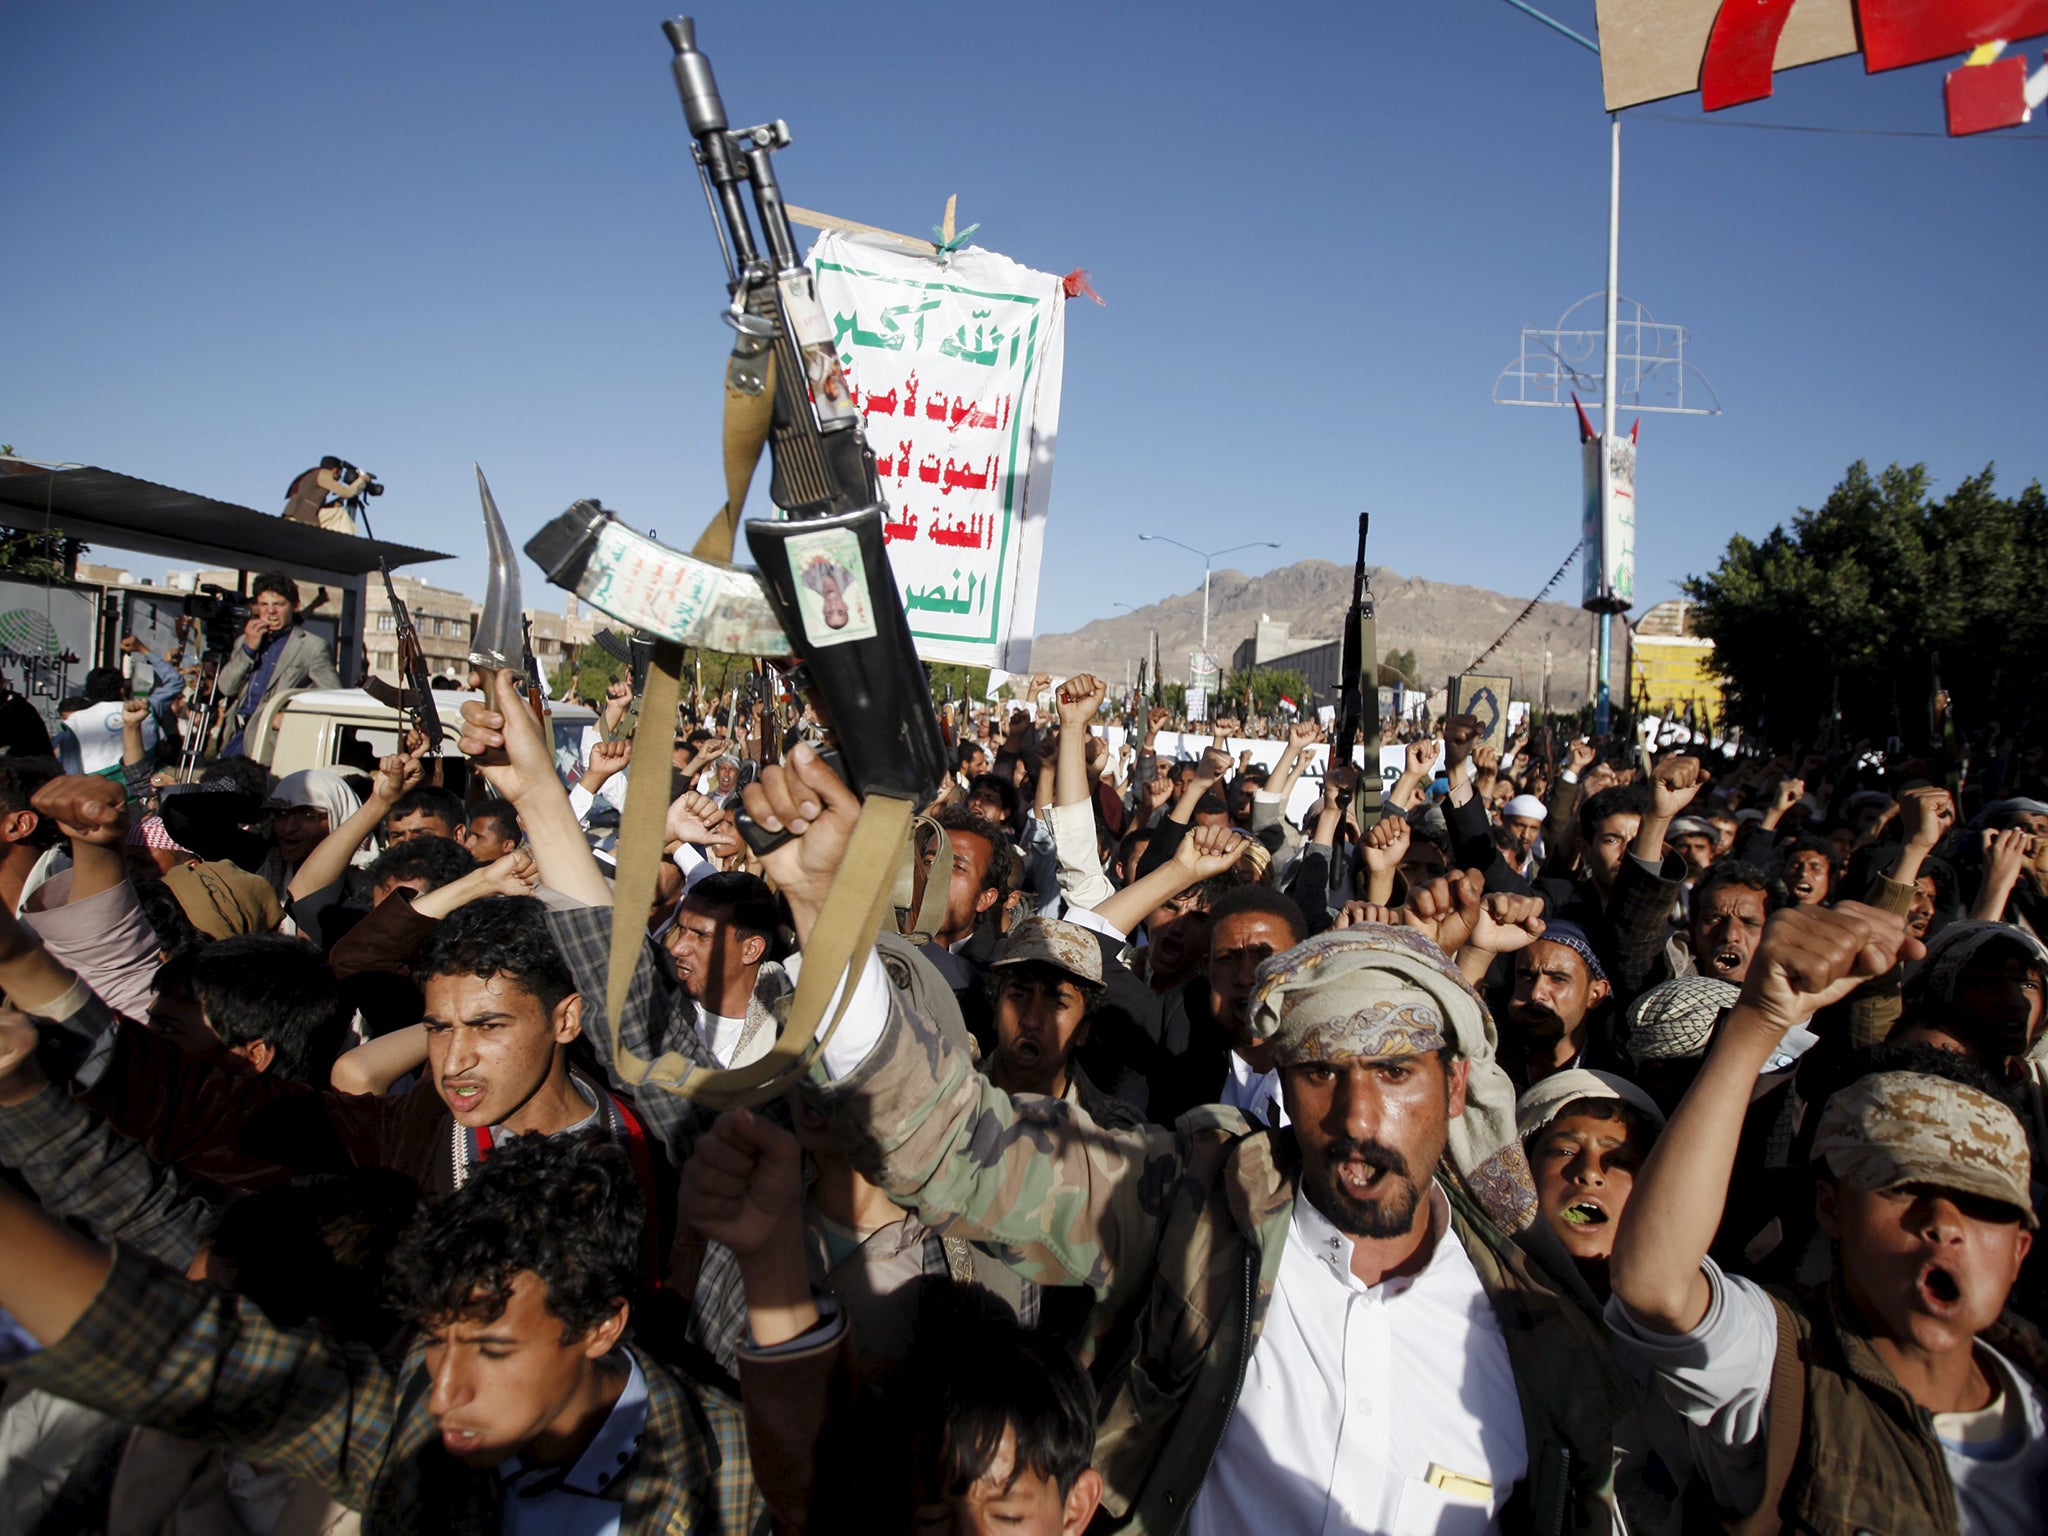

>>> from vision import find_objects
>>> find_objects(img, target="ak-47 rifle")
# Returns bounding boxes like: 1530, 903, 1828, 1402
382, 561, 444, 753
525, 16, 945, 839
515, 16, 951, 1112
1333, 513, 1381, 822
356, 502, 445, 753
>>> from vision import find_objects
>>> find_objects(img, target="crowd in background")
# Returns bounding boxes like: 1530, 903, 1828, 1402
1, 587, 2046, 1534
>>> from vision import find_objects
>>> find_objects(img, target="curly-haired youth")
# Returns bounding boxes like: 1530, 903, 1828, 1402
365, 834, 477, 895
413, 895, 575, 1013
387, 1134, 641, 1341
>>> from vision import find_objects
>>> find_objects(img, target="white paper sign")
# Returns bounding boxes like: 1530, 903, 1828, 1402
807, 231, 1065, 671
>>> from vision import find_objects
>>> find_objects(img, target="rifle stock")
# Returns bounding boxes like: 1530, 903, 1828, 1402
379, 558, 444, 753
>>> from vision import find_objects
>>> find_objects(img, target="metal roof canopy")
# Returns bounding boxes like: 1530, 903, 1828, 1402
0, 464, 450, 586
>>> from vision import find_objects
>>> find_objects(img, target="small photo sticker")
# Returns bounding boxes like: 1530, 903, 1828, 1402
787, 527, 878, 649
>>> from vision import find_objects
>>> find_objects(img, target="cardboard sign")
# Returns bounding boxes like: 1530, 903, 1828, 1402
1448, 673, 1514, 756
1593, 0, 1857, 111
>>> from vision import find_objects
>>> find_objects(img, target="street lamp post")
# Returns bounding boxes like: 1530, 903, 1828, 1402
1135, 535, 1280, 655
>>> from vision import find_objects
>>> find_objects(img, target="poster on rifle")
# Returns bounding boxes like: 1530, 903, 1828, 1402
807, 230, 1065, 671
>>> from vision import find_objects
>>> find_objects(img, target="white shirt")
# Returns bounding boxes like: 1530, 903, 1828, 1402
1609, 1259, 2048, 1533
498, 1353, 648, 1536
1188, 1187, 1527, 1536
1220, 1051, 1287, 1128
700, 1008, 771, 1070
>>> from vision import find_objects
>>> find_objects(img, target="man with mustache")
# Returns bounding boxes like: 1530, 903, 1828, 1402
1497, 919, 1614, 1091
738, 747, 1631, 1534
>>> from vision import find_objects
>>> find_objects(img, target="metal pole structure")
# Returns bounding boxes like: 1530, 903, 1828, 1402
1136, 533, 1279, 681
1596, 111, 1621, 735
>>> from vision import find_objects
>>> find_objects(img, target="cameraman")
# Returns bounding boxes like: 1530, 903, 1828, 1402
281, 456, 373, 535
216, 575, 342, 758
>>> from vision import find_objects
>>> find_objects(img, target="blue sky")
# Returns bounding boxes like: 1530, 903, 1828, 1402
6, 2, 2042, 638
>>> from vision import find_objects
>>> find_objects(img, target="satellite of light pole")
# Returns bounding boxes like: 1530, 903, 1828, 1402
1492, 292, 1720, 420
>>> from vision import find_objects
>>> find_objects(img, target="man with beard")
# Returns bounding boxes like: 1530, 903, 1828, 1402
743, 744, 1631, 1534
1609, 902, 2048, 1533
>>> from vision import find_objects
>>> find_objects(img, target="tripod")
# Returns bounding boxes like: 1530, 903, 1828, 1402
177, 656, 228, 783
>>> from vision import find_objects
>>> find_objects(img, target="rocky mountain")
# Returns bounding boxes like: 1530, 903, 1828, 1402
1029, 559, 1600, 707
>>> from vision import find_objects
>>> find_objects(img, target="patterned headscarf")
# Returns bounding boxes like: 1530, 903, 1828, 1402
124, 815, 191, 855
1249, 925, 1537, 1234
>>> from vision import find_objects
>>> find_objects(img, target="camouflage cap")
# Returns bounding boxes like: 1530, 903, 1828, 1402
1812, 1071, 2036, 1228
992, 916, 1103, 989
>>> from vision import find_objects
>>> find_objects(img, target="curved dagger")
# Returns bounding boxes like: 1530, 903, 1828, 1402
469, 463, 528, 691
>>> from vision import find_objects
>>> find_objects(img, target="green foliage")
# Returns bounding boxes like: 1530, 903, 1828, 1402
1683, 461, 2048, 746
0, 532, 78, 582
0, 443, 82, 579
1219, 667, 1306, 718
1160, 680, 1187, 718
1383, 647, 1418, 685
924, 661, 990, 706
557, 639, 624, 705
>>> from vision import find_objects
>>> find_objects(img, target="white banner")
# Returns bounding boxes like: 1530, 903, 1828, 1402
807, 231, 1065, 670
1580, 428, 1638, 612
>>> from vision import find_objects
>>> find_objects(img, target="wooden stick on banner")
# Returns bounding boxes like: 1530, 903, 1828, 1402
784, 203, 936, 255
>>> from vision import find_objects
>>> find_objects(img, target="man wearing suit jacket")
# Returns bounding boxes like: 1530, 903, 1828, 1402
216, 573, 342, 758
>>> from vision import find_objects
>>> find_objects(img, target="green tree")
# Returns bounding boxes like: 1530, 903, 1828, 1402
0, 443, 80, 579
1683, 461, 2048, 747
1383, 647, 1418, 685
556, 639, 624, 705
924, 661, 990, 706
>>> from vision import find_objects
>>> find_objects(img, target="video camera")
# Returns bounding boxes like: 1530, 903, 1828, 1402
181, 583, 250, 659
335, 460, 384, 509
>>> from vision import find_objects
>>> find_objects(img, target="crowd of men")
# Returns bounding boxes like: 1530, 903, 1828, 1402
3, 598, 2048, 1535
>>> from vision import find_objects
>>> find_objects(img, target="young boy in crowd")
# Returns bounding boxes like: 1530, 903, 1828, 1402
1609, 900, 2048, 1532
0, 1134, 764, 1532
1517, 1067, 1666, 1298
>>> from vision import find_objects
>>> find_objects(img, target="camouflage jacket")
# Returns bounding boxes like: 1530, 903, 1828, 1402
811, 971, 1633, 1534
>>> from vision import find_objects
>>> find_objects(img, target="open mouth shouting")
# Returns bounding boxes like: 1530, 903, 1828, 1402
441, 1078, 490, 1123
1705, 947, 1745, 979
1915, 1261, 1965, 1317
1559, 1198, 1610, 1228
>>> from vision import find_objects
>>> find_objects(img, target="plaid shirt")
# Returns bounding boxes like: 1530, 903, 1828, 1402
0, 1078, 210, 1271
13, 1247, 767, 1535
544, 903, 719, 1160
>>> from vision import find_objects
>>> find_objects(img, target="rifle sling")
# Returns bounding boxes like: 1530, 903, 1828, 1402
600, 338, 910, 1108
690, 349, 778, 565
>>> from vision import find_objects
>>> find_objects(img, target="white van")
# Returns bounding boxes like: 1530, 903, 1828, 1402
241, 687, 598, 787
